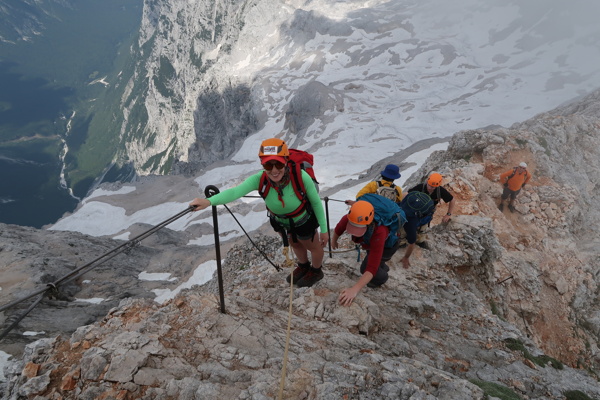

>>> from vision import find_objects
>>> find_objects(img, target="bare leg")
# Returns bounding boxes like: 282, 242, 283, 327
293, 232, 326, 287
289, 237, 309, 264
296, 231, 324, 269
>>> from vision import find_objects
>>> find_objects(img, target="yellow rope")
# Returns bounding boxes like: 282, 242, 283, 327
278, 246, 295, 400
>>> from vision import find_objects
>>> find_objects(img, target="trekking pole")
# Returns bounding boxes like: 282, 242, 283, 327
324, 197, 332, 258
205, 185, 226, 314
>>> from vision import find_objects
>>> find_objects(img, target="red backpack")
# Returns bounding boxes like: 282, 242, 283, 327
288, 149, 318, 183
258, 148, 318, 218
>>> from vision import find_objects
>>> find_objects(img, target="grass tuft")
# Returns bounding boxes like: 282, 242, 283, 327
469, 379, 522, 400
504, 338, 563, 369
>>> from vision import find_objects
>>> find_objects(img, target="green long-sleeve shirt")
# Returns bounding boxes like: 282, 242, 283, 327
207, 170, 328, 233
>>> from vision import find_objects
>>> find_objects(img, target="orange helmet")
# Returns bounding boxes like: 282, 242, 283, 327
427, 172, 442, 187
346, 201, 374, 237
348, 201, 374, 225
259, 138, 289, 157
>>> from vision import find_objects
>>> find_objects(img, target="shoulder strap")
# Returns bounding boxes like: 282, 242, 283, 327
282, 161, 311, 218
377, 180, 396, 188
508, 167, 528, 183
288, 161, 306, 198
258, 172, 270, 199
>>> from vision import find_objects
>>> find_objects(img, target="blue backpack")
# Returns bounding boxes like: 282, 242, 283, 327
400, 191, 435, 227
357, 193, 407, 248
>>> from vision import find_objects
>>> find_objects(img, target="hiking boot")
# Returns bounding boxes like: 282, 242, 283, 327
296, 267, 324, 288
286, 262, 310, 284
498, 203, 504, 211
416, 241, 429, 250
508, 204, 516, 213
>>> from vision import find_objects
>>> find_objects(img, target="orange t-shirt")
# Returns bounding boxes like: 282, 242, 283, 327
500, 168, 531, 191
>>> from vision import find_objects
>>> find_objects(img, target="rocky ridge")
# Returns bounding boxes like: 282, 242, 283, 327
3, 91, 600, 399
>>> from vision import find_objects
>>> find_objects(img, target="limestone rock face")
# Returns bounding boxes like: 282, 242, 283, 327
3, 91, 600, 399
116, 0, 600, 181
119, 0, 281, 176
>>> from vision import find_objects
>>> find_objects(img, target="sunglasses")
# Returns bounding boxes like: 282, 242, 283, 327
263, 161, 286, 171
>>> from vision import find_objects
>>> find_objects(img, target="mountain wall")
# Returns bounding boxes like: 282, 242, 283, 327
2, 89, 600, 399
118, 0, 268, 176
115, 0, 600, 180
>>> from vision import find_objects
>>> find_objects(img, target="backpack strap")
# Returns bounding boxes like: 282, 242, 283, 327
434, 186, 441, 208
359, 222, 377, 245
377, 180, 396, 189
506, 167, 528, 184
258, 172, 271, 199
286, 160, 312, 218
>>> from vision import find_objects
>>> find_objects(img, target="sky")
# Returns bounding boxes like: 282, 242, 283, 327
3, 0, 600, 378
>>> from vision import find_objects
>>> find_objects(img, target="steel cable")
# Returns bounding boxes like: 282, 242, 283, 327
0, 207, 194, 339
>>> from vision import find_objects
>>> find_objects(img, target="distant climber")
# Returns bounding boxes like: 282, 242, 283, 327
498, 162, 531, 213
406, 172, 455, 223
354, 164, 403, 203
189, 138, 329, 288
401, 172, 455, 251
332, 196, 404, 306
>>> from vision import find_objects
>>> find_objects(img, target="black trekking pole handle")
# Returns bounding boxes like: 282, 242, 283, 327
205, 185, 226, 314
324, 197, 332, 258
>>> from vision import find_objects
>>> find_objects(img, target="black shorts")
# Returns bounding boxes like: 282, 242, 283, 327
501, 187, 520, 200
270, 212, 319, 241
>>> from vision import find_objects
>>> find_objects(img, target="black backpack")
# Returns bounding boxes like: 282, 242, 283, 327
400, 191, 435, 220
